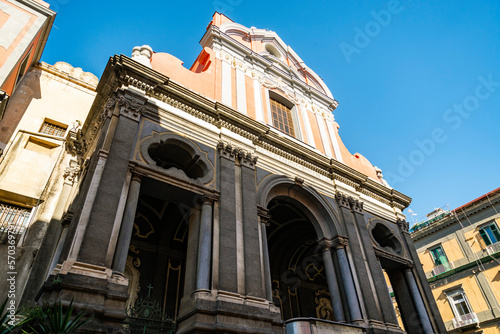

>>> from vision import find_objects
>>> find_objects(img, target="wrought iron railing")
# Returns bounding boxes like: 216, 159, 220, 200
452, 312, 478, 328
0, 202, 31, 244
124, 297, 176, 334
486, 242, 500, 255
432, 262, 454, 276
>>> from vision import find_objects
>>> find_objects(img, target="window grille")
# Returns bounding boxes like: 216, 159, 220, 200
270, 99, 295, 137
40, 121, 67, 137
0, 202, 31, 244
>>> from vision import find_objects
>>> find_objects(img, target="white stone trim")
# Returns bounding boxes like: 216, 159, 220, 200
326, 118, 343, 163
254, 79, 264, 122
314, 111, 333, 158
221, 60, 232, 106
236, 68, 247, 115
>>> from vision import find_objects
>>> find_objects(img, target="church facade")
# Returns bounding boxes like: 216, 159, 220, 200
0, 12, 445, 334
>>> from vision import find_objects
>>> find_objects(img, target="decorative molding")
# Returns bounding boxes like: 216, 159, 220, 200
118, 96, 147, 121
63, 164, 81, 184
154, 93, 217, 126
374, 248, 413, 267
83, 55, 412, 212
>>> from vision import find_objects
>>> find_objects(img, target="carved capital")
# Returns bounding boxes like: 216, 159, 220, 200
217, 141, 237, 160
331, 236, 349, 249
335, 192, 351, 209
201, 194, 218, 205
397, 219, 410, 233
238, 150, 258, 169
317, 238, 334, 252
349, 198, 364, 214
117, 96, 146, 121
257, 206, 271, 226
130, 173, 144, 183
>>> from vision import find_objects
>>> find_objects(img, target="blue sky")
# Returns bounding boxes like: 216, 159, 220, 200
41, 0, 500, 225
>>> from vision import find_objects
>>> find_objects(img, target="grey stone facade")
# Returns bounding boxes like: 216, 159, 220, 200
9, 54, 444, 334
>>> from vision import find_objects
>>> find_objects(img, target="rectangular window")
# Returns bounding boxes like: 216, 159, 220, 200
446, 289, 478, 328
430, 245, 449, 266
430, 245, 452, 275
0, 202, 31, 244
40, 120, 67, 137
270, 99, 295, 137
479, 223, 500, 246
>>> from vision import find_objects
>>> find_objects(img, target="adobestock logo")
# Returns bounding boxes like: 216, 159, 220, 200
339, 0, 409, 64
384, 74, 500, 186
213, 0, 243, 14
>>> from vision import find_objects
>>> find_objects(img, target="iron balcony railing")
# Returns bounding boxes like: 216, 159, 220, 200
486, 242, 500, 255
432, 262, 454, 277
0, 202, 31, 244
452, 312, 478, 328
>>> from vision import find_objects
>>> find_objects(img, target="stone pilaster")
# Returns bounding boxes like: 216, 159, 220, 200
349, 197, 399, 327
335, 192, 380, 323
216, 141, 238, 293
397, 218, 447, 333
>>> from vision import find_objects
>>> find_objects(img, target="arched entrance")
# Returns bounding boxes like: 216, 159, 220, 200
267, 197, 333, 321
257, 177, 363, 328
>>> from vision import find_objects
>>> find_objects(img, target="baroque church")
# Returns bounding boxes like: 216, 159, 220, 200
0, 8, 446, 334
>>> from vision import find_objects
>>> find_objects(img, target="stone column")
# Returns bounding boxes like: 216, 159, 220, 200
404, 268, 434, 334
334, 237, 362, 322
47, 217, 71, 278
196, 195, 214, 291
112, 173, 142, 273
319, 240, 345, 322
258, 206, 273, 302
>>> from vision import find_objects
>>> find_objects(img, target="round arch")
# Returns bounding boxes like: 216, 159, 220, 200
257, 174, 344, 240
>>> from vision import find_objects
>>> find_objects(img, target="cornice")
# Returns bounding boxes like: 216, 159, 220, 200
84, 55, 411, 210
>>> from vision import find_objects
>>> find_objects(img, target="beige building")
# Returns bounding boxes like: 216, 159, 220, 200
0, 61, 97, 304
412, 188, 500, 333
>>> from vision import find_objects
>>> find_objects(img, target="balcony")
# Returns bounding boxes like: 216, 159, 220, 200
486, 242, 500, 255
452, 313, 479, 329
432, 262, 454, 276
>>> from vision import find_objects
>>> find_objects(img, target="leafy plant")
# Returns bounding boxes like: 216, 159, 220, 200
21, 299, 93, 334
0, 298, 30, 334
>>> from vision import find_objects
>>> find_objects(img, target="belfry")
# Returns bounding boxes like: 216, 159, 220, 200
0, 11, 445, 334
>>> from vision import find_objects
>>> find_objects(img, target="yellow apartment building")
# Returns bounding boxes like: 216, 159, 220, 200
411, 188, 500, 333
